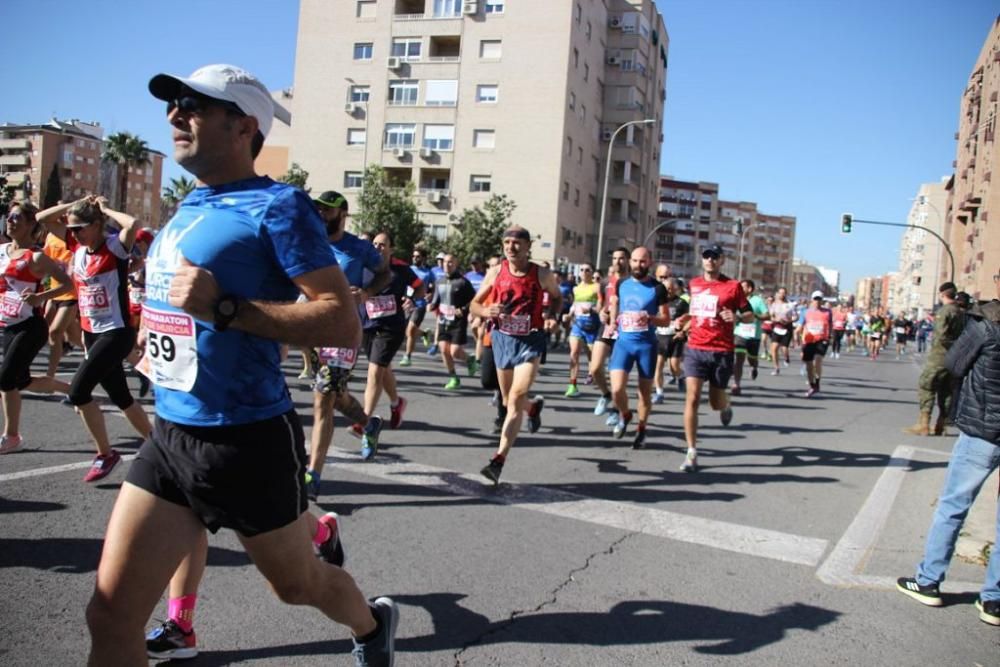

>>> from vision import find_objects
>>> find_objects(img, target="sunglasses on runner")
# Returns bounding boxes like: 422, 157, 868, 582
167, 93, 246, 117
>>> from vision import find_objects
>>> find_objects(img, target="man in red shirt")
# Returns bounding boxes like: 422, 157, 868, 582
679, 244, 754, 472
801, 291, 833, 398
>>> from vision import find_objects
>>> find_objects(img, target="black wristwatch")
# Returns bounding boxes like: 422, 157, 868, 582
213, 294, 241, 332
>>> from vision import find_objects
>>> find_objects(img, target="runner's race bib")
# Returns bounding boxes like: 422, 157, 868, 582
140, 306, 198, 392
318, 346, 357, 370
0, 292, 23, 320
498, 313, 531, 336
871, 332, 882, 339
735, 322, 757, 339
573, 302, 593, 316
365, 294, 397, 319
129, 287, 144, 305
806, 323, 825, 335
619, 311, 649, 333
690, 293, 719, 319
439, 304, 457, 322
773, 325, 789, 336
79, 284, 112, 318
895, 327, 907, 334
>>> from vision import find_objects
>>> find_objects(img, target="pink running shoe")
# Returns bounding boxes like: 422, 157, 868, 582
0, 434, 23, 455
389, 397, 407, 430
83, 450, 122, 483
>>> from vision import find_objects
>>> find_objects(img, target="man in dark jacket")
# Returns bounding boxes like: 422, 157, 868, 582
896, 270, 1000, 627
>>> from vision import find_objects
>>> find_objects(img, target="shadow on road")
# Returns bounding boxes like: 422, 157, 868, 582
0, 496, 67, 514
0, 538, 251, 573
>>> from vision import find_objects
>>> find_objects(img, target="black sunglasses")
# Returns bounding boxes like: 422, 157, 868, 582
167, 93, 245, 117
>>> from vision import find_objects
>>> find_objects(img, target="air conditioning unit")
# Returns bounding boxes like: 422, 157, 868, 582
609, 16, 622, 28
393, 147, 408, 158
606, 56, 620, 65
601, 129, 613, 140
427, 191, 442, 203
386, 56, 402, 69
463, 1, 478, 15
344, 103, 359, 114
419, 147, 434, 158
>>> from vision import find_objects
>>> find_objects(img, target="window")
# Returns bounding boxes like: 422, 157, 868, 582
485, 0, 504, 13
574, 188, 580, 206
350, 85, 370, 102
562, 181, 569, 200
565, 136, 573, 156
575, 3, 582, 23
480, 40, 502, 59
356, 0, 376, 19
422, 124, 455, 151
573, 48, 579, 68
385, 123, 416, 148
388, 79, 419, 105
425, 79, 458, 106
584, 63, 589, 81
577, 147, 583, 164
586, 20, 591, 39
473, 129, 495, 148
347, 129, 367, 146
476, 84, 499, 103
580, 103, 586, 121
568, 92, 575, 110
353, 42, 373, 60
391, 38, 422, 61
471, 175, 492, 192
345, 171, 363, 188
433, 0, 461, 17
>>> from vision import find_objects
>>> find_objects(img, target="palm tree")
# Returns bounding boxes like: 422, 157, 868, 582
160, 175, 197, 222
102, 132, 150, 213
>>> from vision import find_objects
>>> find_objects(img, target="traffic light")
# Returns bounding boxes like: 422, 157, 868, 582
841, 213, 853, 234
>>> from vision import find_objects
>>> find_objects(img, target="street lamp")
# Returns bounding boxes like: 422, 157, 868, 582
735, 217, 758, 280
345, 77, 371, 196
595, 118, 656, 269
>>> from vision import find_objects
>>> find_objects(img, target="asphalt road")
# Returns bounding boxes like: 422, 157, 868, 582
1, 343, 996, 666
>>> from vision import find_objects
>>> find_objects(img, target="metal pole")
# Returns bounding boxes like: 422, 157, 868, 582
641, 217, 681, 248
595, 118, 655, 270
853, 218, 955, 284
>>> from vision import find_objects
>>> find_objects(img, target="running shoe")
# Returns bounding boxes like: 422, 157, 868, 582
0, 434, 23, 455
585, 373, 594, 385
297, 368, 311, 380
613, 411, 632, 439
594, 396, 609, 416
146, 619, 197, 660
427, 343, 439, 357
315, 512, 345, 567
389, 397, 407, 429
895, 577, 942, 607
651, 391, 664, 405
399, 355, 412, 367
783, 360, 790, 368
305, 469, 321, 501
444, 376, 461, 390
976, 598, 1000, 626
730, 385, 742, 396
751, 367, 759, 381
83, 450, 122, 483
352, 597, 399, 667
480, 457, 504, 485
605, 410, 619, 427
565, 384, 580, 398
720, 406, 733, 427
799, 364, 806, 376
679, 450, 698, 473
632, 429, 646, 450
360, 416, 384, 461
528, 396, 544, 433
770, 369, 780, 376
421, 330, 431, 348
467, 357, 479, 377
349, 422, 365, 439
805, 386, 818, 399
489, 390, 500, 407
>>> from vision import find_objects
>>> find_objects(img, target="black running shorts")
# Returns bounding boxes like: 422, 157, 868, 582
363, 326, 405, 367
801, 340, 829, 362
126, 411, 308, 537
437, 317, 469, 345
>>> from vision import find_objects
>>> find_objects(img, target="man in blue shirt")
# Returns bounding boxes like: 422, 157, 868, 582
85, 64, 398, 667
400, 245, 435, 366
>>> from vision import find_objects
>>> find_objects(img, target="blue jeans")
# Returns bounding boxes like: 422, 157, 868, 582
916, 431, 1000, 600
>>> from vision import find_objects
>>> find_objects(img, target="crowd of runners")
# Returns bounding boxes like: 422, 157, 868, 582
1, 63, 995, 664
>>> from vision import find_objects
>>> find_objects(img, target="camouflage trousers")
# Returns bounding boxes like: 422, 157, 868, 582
918, 364, 952, 417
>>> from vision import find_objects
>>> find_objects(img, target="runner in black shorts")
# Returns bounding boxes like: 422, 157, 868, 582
431, 253, 476, 390
399, 245, 435, 366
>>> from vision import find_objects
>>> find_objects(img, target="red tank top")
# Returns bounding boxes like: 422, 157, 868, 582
0, 243, 42, 326
490, 260, 545, 334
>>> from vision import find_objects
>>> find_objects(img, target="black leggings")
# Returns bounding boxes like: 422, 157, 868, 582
480, 345, 499, 391
0, 315, 48, 392
831, 330, 844, 354
70, 328, 136, 409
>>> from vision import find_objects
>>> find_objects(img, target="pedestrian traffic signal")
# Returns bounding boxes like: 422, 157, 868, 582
841, 213, 853, 234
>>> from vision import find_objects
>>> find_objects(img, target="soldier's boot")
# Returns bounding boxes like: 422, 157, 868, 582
933, 414, 948, 436
902, 412, 931, 436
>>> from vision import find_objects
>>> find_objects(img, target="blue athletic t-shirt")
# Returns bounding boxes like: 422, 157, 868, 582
464, 270, 485, 293
144, 177, 338, 426
615, 277, 668, 344
411, 264, 435, 308
331, 233, 382, 288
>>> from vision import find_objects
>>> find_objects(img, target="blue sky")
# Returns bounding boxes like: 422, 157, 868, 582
3, 0, 996, 291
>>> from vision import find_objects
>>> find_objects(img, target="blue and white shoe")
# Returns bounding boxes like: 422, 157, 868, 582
360, 416, 384, 460
605, 409, 619, 427
594, 396, 609, 416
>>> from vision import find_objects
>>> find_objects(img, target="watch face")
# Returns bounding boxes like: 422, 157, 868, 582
218, 299, 237, 317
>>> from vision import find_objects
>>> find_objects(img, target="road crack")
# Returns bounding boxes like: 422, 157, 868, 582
453, 532, 635, 665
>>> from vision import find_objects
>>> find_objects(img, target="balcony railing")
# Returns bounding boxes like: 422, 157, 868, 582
393, 12, 462, 20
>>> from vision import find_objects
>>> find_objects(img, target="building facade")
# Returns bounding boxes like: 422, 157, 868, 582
791, 259, 836, 300
653, 176, 796, 292
893, 179, 948, 316
941, 15, 1000, 299
291, 0, 668, 264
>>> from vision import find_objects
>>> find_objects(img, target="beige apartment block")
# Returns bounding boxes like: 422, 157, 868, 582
894, 179, 949, 316
653, 176, 796, 293
256, 89, 296, 180
291, 0, 667, 265
941, 15, 1000, 299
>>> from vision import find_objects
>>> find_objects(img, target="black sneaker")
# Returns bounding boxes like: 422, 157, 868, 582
751, 367, 759, 381
895, 577, 943, 607
352, 597, 399, 667
527, 396, 544, 434
720, 406, 733, 427
315, 512, 345, 568
976, 598, 1000, 626
146, 619, 197, 660
480, 458, 503, 486
632, 430, 646, 450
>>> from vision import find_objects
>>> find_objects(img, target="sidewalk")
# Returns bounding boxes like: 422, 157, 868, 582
956, 467, 998, 567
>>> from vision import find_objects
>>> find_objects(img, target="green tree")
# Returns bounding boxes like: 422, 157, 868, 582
102, 132, 150, 212
42, 163, 62, 208
447, 194, 517, 266
278, 162, 310, 193
0, 175, 16, 216
160, 175, 197, 223
354, 164, 423, 257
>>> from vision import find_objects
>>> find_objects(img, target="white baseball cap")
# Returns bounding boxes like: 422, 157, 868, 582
811, 290, 824, 300
149, 64, 290, 138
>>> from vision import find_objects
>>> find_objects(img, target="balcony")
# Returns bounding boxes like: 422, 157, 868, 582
0, 139, 29, 150
0, 154, 28, 166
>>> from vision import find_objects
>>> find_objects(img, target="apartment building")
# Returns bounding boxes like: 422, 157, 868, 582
893, 179, 948, 316
291, 0, 668, 264
654, 176, 796, 292
941, 15, 1000, 299
0, 118, 165, 227
256, 89, 296, 180
856, 273, 894, 311
791, 259, 836, 300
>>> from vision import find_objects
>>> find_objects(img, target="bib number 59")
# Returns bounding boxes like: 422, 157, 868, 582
147, 332, 176, 362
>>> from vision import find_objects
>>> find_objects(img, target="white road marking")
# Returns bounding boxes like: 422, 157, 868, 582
327, 451, 829, 566
0, 455, 137, 482
816, 445, 981, 591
